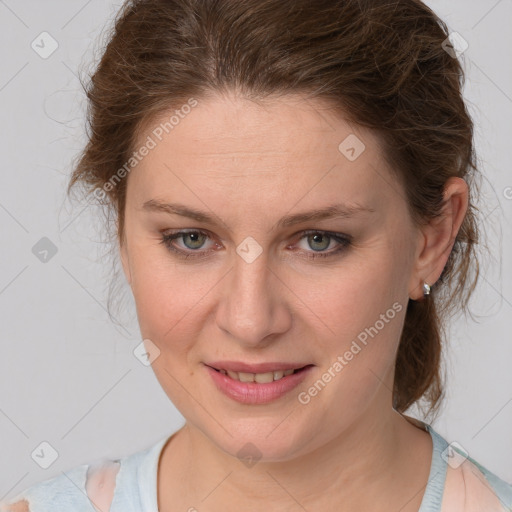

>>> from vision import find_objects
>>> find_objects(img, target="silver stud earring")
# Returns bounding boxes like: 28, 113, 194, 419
423, 282, 431, 297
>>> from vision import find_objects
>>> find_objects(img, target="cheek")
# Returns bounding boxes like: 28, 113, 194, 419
291, 246, 408, 392
296, 271, 406, 422
128, 248, 206, 350
295, 251, 406, 342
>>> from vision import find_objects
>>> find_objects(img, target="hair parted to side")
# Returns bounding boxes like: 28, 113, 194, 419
68, 0, 481, 419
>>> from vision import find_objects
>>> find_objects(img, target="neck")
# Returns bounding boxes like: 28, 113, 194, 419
158, 392, 432, 511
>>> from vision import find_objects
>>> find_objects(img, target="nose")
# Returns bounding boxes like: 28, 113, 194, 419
215, 249, 292, 347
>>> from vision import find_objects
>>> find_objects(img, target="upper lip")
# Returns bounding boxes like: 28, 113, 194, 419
205, 361, 312, 373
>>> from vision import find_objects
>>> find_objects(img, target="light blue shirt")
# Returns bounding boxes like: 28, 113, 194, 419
2, 422, 511, 511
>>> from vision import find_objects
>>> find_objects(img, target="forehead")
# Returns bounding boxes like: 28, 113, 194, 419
128, 92, 397, 214
141, 92, 377, 156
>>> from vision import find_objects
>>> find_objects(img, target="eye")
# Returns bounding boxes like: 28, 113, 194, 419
160, 229, 351, 260
160, 230, 217, 259
291, 230, 352, 260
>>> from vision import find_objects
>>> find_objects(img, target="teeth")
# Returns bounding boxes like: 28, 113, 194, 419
238, 372, 255, 383
256, 372, 275, 383
220, 367, 299, 382
271, 370, 284, 381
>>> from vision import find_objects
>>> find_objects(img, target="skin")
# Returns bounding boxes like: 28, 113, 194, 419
119, 90, 468, 511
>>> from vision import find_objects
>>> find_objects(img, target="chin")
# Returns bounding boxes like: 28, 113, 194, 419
203, 416, 315, 464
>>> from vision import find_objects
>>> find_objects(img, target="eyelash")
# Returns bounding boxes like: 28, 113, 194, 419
159, 229, 352, 261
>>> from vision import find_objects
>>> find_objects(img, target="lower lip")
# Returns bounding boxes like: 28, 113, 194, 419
205, 364, 314, 405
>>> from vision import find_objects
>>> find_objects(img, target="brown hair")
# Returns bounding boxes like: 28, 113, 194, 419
68, 0, 480, 418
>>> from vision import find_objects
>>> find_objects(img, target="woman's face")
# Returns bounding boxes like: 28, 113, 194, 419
120, 91, 423, 460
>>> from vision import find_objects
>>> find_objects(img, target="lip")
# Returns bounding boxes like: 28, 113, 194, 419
204, 363, 314, 405
205, 361, 311, 373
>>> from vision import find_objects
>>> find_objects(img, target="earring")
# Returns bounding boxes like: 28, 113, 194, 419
423, 282, 431, 297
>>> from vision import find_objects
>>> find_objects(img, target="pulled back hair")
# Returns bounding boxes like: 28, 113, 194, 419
68, 0, 480, 418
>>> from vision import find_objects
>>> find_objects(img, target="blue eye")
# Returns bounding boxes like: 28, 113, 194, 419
296, 231, 349, 257
160, 230, 215, 260
160, 229, 351, 260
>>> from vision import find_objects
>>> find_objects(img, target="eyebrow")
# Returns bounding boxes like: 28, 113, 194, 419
142, 199, 375, 230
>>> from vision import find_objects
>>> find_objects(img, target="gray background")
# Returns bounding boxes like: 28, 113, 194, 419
0, 0, 511, 501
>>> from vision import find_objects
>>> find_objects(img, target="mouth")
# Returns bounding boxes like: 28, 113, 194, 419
205, 364, 313, 383
204, 362, 315, 405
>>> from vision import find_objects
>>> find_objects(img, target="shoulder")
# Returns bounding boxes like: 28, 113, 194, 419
0, 436, 168, 512
403, 417, 512, 512
441, 448, 512, 512
0, 462, 90, 512
0, 458, 121, 512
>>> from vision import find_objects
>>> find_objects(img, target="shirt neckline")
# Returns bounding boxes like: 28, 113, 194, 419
409, 417, 449, 512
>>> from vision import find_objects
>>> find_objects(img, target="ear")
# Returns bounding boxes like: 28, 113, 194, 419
408, 177, 468, 300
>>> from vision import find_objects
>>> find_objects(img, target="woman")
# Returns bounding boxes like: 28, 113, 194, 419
2, 0, 511, 511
